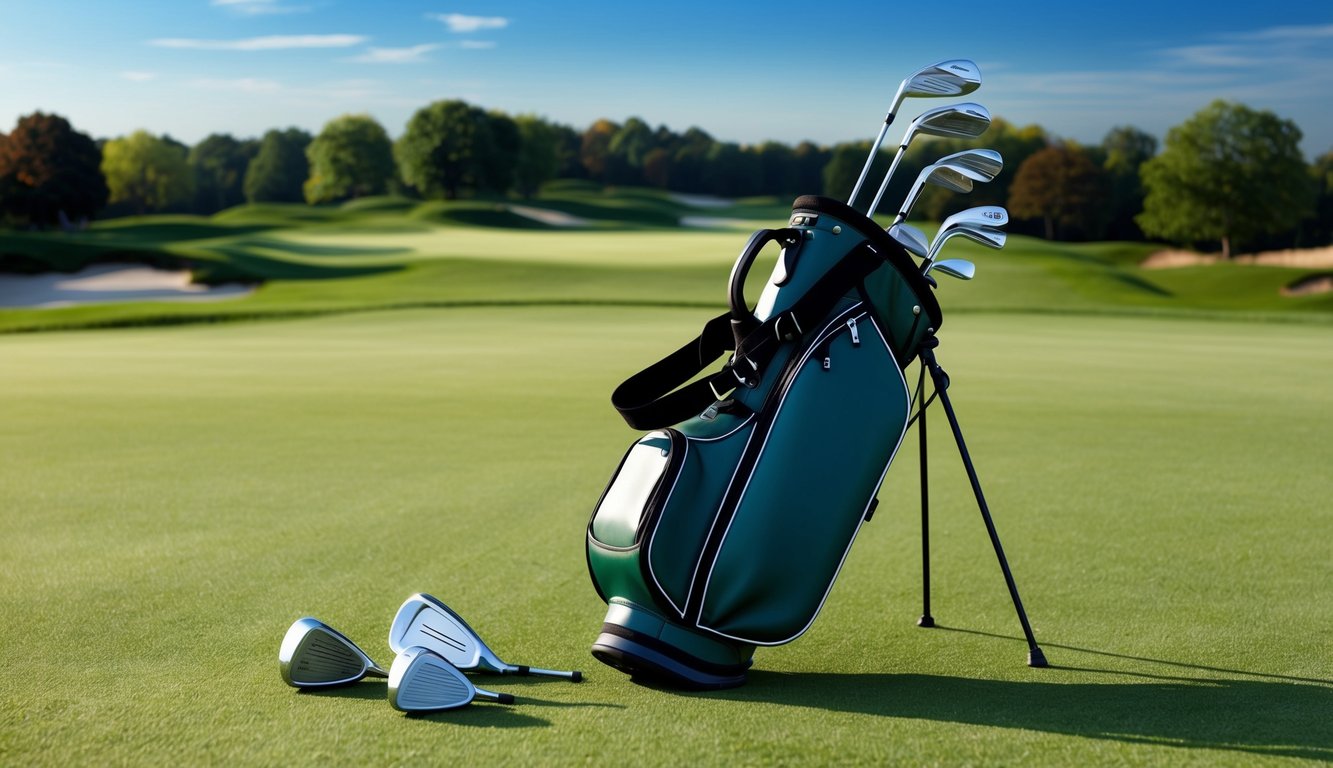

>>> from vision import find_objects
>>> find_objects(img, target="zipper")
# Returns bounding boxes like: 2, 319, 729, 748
683, 303, 868, 624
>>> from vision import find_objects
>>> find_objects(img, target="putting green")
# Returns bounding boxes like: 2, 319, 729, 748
1, 307, 1328, 765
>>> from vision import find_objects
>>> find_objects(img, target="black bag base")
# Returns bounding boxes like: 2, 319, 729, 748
591, 628, 748, 691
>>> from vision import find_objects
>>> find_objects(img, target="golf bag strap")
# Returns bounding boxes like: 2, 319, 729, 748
612, 240, 885, 430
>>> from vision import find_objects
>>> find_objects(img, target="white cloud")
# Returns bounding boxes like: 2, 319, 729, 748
211, 0, 309, 14
120, 71, 157, 82
459, 40, 496, 50
429, 13, 509, 33
348, 44, 441, 64
150, 35, 366, 51
192, 77, 283, 93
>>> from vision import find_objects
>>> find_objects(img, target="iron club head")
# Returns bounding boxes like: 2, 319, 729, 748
940, 205, 1009, 232
389, 593, 584, 682
926, 224, 1007, 264
388, 646, 515, 713
868, 103, 993, 214
927, 258, 977, 280
279, 617, 388, 689
887, 222, 929, 258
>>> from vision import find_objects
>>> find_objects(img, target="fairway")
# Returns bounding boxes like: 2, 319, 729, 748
1, 306, 1329, 765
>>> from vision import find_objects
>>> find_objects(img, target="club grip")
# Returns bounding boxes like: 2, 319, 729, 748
497, 693, 515, 705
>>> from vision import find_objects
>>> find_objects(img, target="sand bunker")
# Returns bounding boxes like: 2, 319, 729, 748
1142, 246, 1333, 269
507, 205, 591, 228
0, 264, 253, 309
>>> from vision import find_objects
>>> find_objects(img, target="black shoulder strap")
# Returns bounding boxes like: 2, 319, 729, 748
611, 240, 885, 430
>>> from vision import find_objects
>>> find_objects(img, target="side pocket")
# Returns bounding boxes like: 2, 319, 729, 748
589, 430, 684, 549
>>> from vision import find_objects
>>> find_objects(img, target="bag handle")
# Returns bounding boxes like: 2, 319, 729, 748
728, 228, 802, 324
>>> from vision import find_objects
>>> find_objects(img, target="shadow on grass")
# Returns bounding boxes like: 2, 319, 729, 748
707, 631, 1331, 761
299, 679, 621, 729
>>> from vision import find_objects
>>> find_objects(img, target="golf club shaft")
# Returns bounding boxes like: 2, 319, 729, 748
475, 688, 517, 705
506, 663, 584, 681
867, 143, 909, 216
847, 122, 892, 209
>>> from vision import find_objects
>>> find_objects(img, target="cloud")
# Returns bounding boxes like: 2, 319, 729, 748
150, 35, 366, 51
120, 71, 157, 82
211, 0, 309, 14
429, 13, 509, 33
348, 44, 441, 64
192, 77, 283, 93
459, 40, 496, 50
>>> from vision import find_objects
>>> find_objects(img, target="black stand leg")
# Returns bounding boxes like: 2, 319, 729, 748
916, 367, 934, 628
919, 341, 1048, 668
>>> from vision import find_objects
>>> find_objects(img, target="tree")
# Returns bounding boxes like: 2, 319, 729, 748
101, 130, 194, 215
1100, 126, 1157, 240
395, 100, 517, 200
1009, 143, 1107, 240
513, 114, 559, 198
304, 114, 394, 204
909, 118, 1048, 226
756, 141, 797, 196
579, 119, 619, 182
1137, 100, 1312, 259
190, 133, 257, 213
0, 112, 108, 227
244, 128, 310, 204
1300, 149, 1333, 247
607, 117, 655, 185
823, 142, 885, 204
791, 141, 830, 198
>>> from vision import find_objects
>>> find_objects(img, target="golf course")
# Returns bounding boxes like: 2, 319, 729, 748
1, 189, 1330, 765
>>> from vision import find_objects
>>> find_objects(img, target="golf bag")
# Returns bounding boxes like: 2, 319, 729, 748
586, 195, 942, 689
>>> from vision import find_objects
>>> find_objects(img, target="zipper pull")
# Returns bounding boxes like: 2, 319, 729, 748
846, 317, 861, 347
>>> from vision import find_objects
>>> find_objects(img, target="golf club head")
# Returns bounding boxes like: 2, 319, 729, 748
907, 102, 992, 143
388, 646, 515, 713
388, 593, 585, 681
935, 148, 1004, 181
888, 222, 929, 258
893, 164, 978, 224
930, 258, 977, 280
279, 617, 388, 689
927, 225, 1007, 262
940, 205, 1009, 232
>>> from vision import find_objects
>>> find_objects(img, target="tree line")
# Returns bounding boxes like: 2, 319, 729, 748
1, 99, 1329, 256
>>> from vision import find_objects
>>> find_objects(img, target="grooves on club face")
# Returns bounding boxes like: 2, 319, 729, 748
388, 646, 516, 712
279, 617, 387, 689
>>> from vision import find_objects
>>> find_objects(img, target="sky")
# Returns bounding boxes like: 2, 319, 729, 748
1, 1, 1330, 158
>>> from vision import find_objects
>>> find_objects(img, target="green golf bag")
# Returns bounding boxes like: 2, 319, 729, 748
586, 195, 943, 689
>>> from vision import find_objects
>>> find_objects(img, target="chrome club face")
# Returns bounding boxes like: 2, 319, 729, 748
926, 225, 1007, 265
940, 205, 1009, 232
888, 222, 929, 258
867, 103, 993, 215
847, 59, 981, 208
389, 593, 583, 682
927, 258, 977, 280
388, 646, 514, 713
279, 617, 388, 689
893, 151, 1005, 226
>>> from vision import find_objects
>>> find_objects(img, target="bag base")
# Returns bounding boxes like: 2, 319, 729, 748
591, 599, 753, 690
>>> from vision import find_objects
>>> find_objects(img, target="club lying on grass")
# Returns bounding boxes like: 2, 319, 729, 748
866, 103, 992, 216
389, 593, 584, 682
847, 59, 982, 209
892, 149, 1004, 227
388, 646, 516, 713
279, 617, 388, 689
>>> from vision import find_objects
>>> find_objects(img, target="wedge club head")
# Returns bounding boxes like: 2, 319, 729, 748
279, 617, 388, 689
868, 103, 993, 214
888, 222, 929, 259
928, 258, 977, 280
893, 154, 1003, 225
939, 205, 1009, 232
848, 59, 982, 206
388, 646, 515, 713
926, 225, 1007, 265
389, 593, 583, 682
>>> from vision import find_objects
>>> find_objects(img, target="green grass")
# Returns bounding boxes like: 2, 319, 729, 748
0, 309, 1329, 765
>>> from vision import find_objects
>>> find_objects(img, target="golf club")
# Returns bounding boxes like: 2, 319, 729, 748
891, 149, 1003, 227
927, 258, 977, 280
847, 59, 982, 208
888, 222, 929, 258
866, 103, 992, 216
389, 593, 584, 682
279, 617, 388, 689
925, 225, 1007, 269
388, 646, 516, 713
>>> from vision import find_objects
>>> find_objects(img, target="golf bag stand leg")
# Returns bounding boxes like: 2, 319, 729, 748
917, 335, 1048, 668
915, 365, 934, 628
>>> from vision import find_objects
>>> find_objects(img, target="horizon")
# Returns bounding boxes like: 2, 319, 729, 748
1, 1, 1330, 158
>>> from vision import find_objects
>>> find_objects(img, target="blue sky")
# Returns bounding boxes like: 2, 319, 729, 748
1, 1, 1330, 157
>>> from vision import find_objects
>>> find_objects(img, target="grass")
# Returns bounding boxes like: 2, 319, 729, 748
0, 308, 1328, 765
1, 192, 1331, 764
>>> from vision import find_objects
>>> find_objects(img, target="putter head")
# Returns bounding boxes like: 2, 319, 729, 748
389, 593, 507, 674
932, 258, 976, 280
908, 102, 992, 142
279, 617, 387, 689
389, 646, 479, 712
890, 59, 982, 117
888, 223, 929, 258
